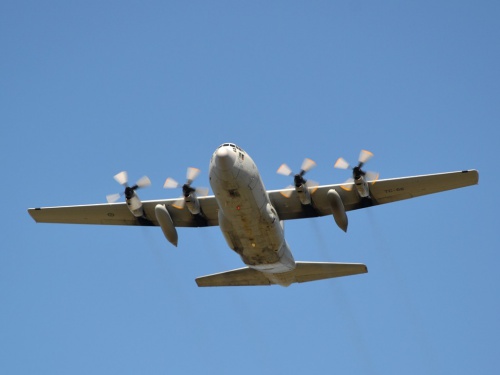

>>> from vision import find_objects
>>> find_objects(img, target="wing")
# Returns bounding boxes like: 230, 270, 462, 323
29, 170, 478, 227
28, 195, 220, 227
270, 170, 479, 220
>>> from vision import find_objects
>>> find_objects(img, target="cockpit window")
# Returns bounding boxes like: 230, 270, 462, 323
217, 143, 245, 153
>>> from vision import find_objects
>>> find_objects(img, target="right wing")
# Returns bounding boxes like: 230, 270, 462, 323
28, 195, 220, 228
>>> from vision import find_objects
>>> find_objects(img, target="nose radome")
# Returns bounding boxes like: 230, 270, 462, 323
215, 147, 236, 170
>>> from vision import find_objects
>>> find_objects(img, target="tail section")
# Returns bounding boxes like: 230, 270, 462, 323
195, 261, 367, 287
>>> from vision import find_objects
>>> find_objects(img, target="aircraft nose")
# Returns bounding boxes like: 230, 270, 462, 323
215, 147, 236, 171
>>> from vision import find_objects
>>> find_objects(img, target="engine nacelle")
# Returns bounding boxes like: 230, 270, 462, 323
354, 177, 370, 198
185, 192, 201, 215
295, 184, 312, 205
126, 193, 144, 217
327, 189, 348, 232
155, 204, 178, 247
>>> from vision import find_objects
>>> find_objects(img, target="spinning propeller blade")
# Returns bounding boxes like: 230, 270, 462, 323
335, 150, 379, 190
365, 171, 380, 183
358, 149, 374, 166
279, 185, 295, 198
306, 179, 319, 194
107, 171, 150, 203
106, 193, 121, 203
195, 187, 209, 197
113, 171, 128, 186
186, 167, 201, 184
334, 157, 350, 170
339, 178, 354, 191
301, 158, 316, 174
135, 176, 151, 188
163, 178, 179, 189
277, 164, 293, 176
172, 198, 185, 210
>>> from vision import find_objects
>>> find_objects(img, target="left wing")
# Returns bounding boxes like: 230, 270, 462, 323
270, 169, 479, 220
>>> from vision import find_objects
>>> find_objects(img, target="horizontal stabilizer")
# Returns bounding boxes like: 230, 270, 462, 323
195, 262, 367, 287
293, 261, 367, 283
196, 267, 271, 287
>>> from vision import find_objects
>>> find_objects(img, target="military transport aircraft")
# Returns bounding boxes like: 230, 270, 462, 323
28, 143, 479, 287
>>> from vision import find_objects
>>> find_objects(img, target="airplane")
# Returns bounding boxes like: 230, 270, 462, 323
28, 143, 479, 287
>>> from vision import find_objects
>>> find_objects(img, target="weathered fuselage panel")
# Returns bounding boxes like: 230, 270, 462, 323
209, 144, 295, 274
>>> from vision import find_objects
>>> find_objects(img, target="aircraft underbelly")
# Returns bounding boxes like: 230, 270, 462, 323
220, 186, 283, 264
211, 154, 295, 272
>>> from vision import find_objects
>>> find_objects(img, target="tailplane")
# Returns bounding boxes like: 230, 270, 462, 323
293, 261, 367, 283
195, 261, 367, 287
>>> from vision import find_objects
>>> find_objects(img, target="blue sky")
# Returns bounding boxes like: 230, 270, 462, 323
1, 1, 498, 374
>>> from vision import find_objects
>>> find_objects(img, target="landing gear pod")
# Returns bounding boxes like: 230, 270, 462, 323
155, 204, 178, 247
327, 189, 348, 232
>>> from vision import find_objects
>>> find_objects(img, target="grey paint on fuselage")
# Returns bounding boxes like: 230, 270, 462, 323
209, 143, 296, 277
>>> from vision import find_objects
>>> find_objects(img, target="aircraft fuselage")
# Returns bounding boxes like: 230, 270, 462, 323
209, 143, 296, 282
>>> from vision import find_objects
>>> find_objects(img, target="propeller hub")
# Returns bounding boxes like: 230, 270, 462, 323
182, 184, 195, 197
124, 186, 135, 199
353, 166, 365, 179
294, 174, 306, 187
107, 171, 150, 203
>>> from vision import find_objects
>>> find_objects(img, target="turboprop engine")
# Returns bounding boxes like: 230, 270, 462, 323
124, 188, 144, 217
277, 158, 319, 205
163, 167, 209, 216
106, 171, 151, 218
335, 150, 379, 199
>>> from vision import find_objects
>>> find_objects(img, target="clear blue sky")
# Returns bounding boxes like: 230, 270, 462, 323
1, 1, 498, 374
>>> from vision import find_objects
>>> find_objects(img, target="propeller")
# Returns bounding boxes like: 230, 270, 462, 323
277, 158, 319, 198
106, 171, 151, 203
163, 167, 209, 209
334, 150, 379, 191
